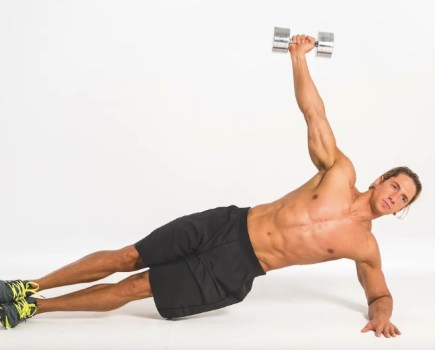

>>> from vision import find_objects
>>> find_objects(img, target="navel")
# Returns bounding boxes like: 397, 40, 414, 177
267, 231, 271, 237
327, 248, 334, 254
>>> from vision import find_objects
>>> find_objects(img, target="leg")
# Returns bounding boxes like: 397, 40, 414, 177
36, 270, 152, 313
33, 245, 145, 291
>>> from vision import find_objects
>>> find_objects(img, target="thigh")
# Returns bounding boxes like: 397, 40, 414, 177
149, 257, 243, 319
134, 205, 239, 267
149, 239, 260, 320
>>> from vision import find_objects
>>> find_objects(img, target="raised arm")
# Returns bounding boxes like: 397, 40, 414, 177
355, 242, 401, 338
289, 35, 339, 172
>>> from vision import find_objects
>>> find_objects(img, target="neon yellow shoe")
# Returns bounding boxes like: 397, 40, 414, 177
0, 297, 37, 329
0, 280, 40, 303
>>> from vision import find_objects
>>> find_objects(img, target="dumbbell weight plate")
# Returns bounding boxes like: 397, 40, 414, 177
272, 27, 291, 53
316, 32, 334, 58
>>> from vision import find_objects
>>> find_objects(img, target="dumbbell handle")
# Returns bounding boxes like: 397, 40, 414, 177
287, 37, 320, 46
288, 34, 334, 50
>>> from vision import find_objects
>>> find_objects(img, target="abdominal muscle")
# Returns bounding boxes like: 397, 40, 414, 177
246, 193, 366, 273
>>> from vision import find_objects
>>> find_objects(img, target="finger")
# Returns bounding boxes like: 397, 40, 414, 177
361, 322, 373, 333
389, 323, 401, 336
383, 329, 391, 338
375, 326, 383, 337
297, 35, 303, 44
392, 324, 401, 337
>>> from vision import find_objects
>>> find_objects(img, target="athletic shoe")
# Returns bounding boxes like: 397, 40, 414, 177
0, 297, 37, 329
0, 280, 40, 304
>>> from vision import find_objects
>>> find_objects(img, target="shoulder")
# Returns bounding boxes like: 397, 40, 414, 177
321, 148, 357, 188
356, 232, 382, 269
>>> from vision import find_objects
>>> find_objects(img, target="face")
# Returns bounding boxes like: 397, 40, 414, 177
371, 173, 418, 215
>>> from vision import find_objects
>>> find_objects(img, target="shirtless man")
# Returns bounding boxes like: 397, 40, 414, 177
0, 35, 421, 338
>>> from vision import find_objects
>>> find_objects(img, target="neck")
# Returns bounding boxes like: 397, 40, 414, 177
350, 190, 383, 221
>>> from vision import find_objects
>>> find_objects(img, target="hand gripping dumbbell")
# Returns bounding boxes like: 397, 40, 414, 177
272, 27, 334, 57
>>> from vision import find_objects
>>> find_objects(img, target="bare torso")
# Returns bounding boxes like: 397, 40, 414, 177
247, 167, 374, 273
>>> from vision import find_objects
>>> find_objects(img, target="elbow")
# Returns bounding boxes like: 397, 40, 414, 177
301, 102, 326, 119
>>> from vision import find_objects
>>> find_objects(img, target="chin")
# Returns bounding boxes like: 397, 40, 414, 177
375, 203, 390, 216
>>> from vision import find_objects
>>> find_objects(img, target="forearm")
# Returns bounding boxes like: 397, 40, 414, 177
368, 295, 393, 320
291, 53, 325, 115
358, 262, 401, 337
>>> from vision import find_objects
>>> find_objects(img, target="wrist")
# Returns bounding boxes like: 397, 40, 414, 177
369, 307, 392, 320
290, 52, 307, 61
371, 314, 390, 321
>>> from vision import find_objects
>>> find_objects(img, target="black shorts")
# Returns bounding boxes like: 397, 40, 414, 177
134, 205, 266, 319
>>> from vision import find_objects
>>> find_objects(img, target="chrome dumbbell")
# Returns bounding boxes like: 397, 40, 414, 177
272, 27, 334, 58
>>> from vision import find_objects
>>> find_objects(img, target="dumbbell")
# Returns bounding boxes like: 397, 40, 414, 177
272, 27, 334, 58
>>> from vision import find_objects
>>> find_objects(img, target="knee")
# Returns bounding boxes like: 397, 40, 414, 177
121, 271, 153, 299
115, 245, 145, 271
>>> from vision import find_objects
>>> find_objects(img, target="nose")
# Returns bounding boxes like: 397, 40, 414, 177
388, 196, 395, 205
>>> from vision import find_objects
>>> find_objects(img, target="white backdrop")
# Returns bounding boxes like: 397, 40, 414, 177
0, 0, 434, 349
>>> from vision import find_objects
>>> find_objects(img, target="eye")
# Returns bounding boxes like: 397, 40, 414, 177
392, 184, 397, 189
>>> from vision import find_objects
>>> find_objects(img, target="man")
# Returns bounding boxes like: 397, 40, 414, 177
0, 35, 421, 337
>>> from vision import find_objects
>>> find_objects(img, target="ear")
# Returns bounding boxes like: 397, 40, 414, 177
372, 176, 384, 188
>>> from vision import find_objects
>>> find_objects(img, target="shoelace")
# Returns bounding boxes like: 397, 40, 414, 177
0, 298, 37, 328
8, 281, 41, 299
14, 298, 37, 321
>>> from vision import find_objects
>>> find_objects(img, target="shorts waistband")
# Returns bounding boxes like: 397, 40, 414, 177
237, 207, 266, 276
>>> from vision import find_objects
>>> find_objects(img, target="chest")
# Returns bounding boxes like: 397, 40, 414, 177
308, 217, 371, 261
301, 169, 358, 219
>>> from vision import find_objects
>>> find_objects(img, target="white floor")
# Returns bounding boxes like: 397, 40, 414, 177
2, 254, 435, 350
